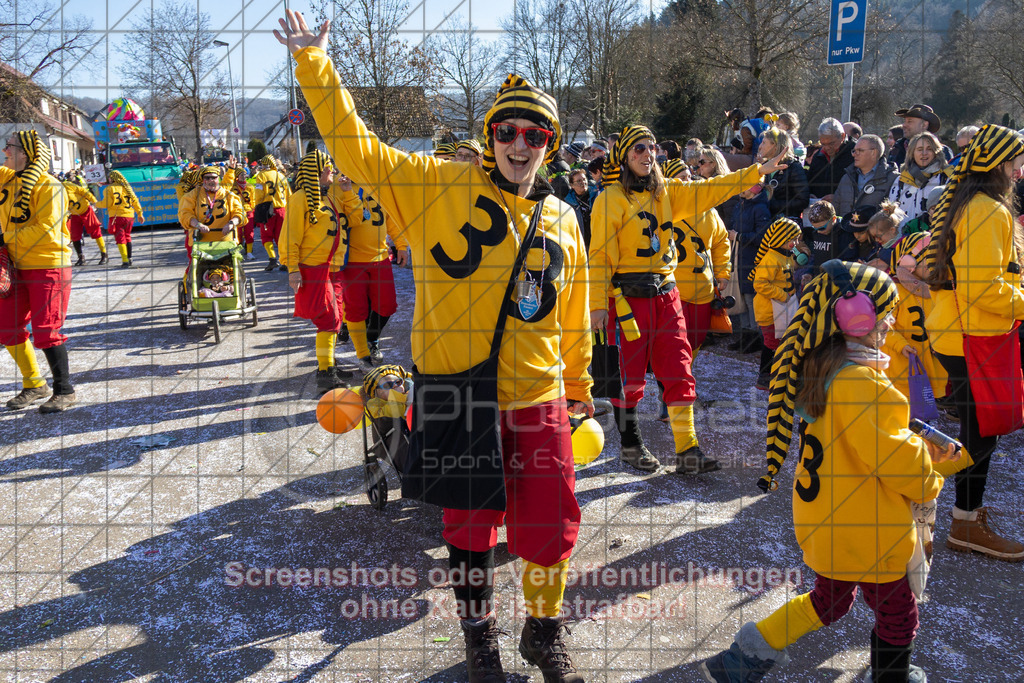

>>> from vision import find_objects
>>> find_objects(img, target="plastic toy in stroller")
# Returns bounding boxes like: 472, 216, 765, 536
177, 239, 257, 343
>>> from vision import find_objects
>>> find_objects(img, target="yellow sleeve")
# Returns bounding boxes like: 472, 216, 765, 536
295, 46, 451, 249
886, 300, 914, 356
849, 375, 944, 504
250, 172, 267, 204
706, 210, 731, 280
8, 178, 70, 269
178, 189, 198, 230
131, 191, 143, 216
226, 192, 245, 224
280, 190, 306, 271
221, 168, 236, 189
562, 215, 593, 403
95, 187, 111, 210
386, 213, 407, 250
957, 201, 1024, 319
84, 188, 98, 204
665, 166, 763, 223
588, 188, 624, 312
753, 256, 790, 302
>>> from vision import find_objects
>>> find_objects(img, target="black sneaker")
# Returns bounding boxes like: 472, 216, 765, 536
73, 256, 86, 267
264, 258, 279, 272
620, 444, 659, 472
316, 367, 350, 392
97, 253, 108, 265
461, 614, 507, 683
674, 445, 721, 474
278, 263, 288, 272
337, 324, 350, 344
120, 260, 132, 269
518, 616, 583, 683
368, 342, 384, 365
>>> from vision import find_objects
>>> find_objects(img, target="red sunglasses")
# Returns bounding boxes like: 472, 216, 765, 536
491, 122, 553, 149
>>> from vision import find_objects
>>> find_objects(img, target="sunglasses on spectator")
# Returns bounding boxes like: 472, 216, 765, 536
492, 122, 553, 149
698, 158, 713, 166
631, 142, 657, 155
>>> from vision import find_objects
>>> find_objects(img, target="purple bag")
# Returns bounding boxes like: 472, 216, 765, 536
908, 355, 940, 422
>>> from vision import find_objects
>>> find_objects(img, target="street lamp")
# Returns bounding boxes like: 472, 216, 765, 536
213, 39, 240, 158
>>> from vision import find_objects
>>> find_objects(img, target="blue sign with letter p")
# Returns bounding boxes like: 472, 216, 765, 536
828, 0, 867, 65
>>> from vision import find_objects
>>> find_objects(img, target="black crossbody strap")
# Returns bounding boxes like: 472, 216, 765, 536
489, 198, 546, 359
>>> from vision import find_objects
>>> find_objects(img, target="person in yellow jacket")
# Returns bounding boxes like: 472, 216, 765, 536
64, 178, 107, 266
335, 178, 406, 367
924, 123, 1024, 561
751, 217, 800, 390
231, 166, 258, 260
432, 142, 456, 161
881, 232, 948, 402
1, 130, 77, 412
277, 12, 593, 681
177, 166, 245, 256
702, 262, 958, 683
97, 171, 145, 268
252, 154, 291, 270
280, 150, 355, 392
589, 124, 787, 474
175, 168, 202, 201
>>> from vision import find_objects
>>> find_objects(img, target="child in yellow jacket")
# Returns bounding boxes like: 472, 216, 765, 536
97, 171, 144, 268
751, 217, 801, 389
702, 261, 959, 683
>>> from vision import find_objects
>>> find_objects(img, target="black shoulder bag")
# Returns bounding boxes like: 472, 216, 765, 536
402, 199, 546, 511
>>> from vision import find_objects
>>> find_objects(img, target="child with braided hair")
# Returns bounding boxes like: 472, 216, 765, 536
97, 171, 145, 268
702, 261, 958, 683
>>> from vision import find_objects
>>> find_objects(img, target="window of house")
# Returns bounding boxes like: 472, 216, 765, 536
40, 99, 50, 115
51, 139, 61, 160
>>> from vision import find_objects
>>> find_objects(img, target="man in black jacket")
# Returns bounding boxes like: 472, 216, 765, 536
805, 117, 854, 202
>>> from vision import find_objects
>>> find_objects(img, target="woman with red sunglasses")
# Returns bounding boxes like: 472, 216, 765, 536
590, 125, 788, 474
277, 11, 592, 682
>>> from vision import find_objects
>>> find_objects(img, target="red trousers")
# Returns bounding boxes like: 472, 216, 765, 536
69, 208, 102, 241
760, 324, 781, 351
340, 260, 397, 322
0, 267, 72, 348
108, 216, 134, 245
442, 399, 580, 567
261, 207, 285, 246
682, 300, 712, 352
809, 574, 919, 646
293, 265, 344, 333
611, 287, 695, 409
240, 211, 255, 246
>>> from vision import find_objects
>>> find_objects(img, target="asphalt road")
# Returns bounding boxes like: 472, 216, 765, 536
1, 227, 1021, 682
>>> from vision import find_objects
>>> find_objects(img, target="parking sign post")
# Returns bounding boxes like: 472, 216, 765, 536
828, 0, 867, 122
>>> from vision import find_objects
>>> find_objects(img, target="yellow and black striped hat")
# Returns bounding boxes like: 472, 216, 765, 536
750, 217, 802, 281
9, 130, 52, 224
662, 158, 687, 179
602, 125, 654, 185
433, 142, 457, 158
199, 166, 220, 178
178, 168, 202, 195
481, 74, 561, 173
888, 231, 929, 273
260, 154, 279, 170
296, 149, 333, 224
760, 262, 898, 493
456, 139, 482, 156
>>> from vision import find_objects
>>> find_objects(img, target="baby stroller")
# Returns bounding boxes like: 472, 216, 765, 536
177, 239, 258, 343
360, 365, 411, 510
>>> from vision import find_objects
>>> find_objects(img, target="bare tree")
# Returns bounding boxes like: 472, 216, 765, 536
500, 0, 580, 118
118, 0, 231, 156
975, 0, 1024, 115
310, 0, 441, 144
429, 16, 501, 137
0, 1, 93, 83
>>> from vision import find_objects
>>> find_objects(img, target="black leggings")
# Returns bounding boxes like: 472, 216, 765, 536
934, 352, 997, 511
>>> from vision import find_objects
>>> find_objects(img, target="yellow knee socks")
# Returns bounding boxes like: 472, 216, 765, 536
523, 559, 569, 618
667, 404, 698, 452
6, 343, 46, 389
265, 243, 277, 259
755, 593, 823, 651
117, 243, 128, 263
315, 331, 336, 371
349, 319, 370, 360
95, 236, 106, 254
245, 242, 253, 254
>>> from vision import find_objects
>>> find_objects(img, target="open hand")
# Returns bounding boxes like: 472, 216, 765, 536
757, 149, 789, 176
274, 9, 330, 56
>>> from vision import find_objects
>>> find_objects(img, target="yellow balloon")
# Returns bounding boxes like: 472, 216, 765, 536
571, 417, 605, 465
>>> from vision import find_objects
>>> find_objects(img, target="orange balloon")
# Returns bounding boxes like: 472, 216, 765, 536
316, 388, 363, 434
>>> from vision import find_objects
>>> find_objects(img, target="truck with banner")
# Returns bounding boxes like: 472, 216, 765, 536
92, 98, 182, 225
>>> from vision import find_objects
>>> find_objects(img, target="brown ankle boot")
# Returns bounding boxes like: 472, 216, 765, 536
946, 507, 1024, 561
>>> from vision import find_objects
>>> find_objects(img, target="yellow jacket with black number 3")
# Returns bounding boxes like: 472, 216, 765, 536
338, 188, 408, 262
64, 183, 98, 216
589, 167, 761, 312
672, 209, 731, 305
795, 363, 943, 582
0, 167, 71, 269
752, 250, 794, 327
295, 46, 592, 409
881, 282, 947, 399
252, 168, 291, 208
926, 194, 1024, 356
177, 186, 245, 243
280, 185, 350, 272
97, 184, 143, 218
